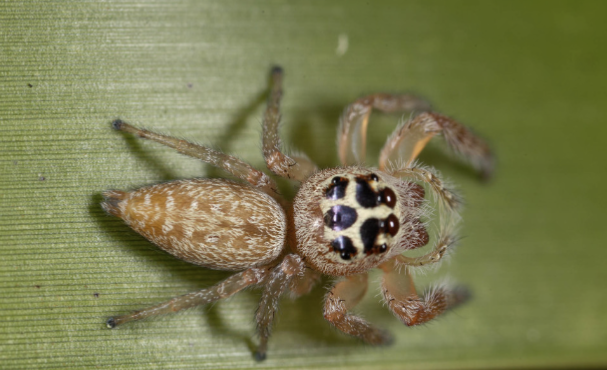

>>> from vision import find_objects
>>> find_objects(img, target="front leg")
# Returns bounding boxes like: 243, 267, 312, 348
262, 67, 318, 181
338, 94, 432, 166
380, 112, 494, 179
379, 258, 469, 326
324, 273, 392, 345
112, 120, 278, 194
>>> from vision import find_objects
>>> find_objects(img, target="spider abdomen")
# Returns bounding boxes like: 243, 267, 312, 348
102, 178, 286, 271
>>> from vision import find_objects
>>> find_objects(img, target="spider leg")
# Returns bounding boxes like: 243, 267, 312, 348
323, 273, 392, 345
379, 258, 469, 326
255, 254, 306, 361
380, 112, 494, 179
106, 267, 268, 328
288, 267, 322, 298
262, 67, 318, 181
338, 94, 431, 166
111, 120, 278, 195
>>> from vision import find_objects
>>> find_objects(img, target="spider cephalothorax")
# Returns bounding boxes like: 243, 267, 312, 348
102, 67, 493, 360
294, 167, 429, 276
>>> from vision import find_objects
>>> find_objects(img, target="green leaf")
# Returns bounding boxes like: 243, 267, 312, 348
1, 1, 606, 368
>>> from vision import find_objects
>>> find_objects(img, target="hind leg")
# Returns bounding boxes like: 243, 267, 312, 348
107, 267, 268, 328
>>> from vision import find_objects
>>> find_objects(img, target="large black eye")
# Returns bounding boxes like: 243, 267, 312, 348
331, 236, 357, 260
326, 177, 348, 200
323, 205, 358, 231
355, 178, 379, 208
360, 218, 381, 253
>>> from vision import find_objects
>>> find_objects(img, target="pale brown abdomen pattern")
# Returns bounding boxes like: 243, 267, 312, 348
103, 179, 286, 271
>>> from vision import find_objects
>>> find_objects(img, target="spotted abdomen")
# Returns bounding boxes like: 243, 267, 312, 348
102, 179, 286, 271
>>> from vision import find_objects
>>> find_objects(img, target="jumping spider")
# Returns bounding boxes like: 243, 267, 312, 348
102, 67, 493, 360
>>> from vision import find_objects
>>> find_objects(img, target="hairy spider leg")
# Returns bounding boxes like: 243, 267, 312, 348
323, 273, 393, 344
262, 67, 318, 181
380, 112, 494, 178
107, 267, 269, 328
255, 255, 307, 361
111, 119, 278, 195
338, 93, 432, 166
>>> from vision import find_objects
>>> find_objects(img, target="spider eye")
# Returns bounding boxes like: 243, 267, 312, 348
326, 177, 348, 200
380, 188, 397, 208
360, 218, 381, 253
331, 236, 357, 260
355, 178, 379, 208
384, 214, 400, 236
370, 173, 379, 182
323, 205, 357, 231
379, 243, 388, 253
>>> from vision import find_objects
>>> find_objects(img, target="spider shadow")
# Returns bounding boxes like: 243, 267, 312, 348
205, 88, 269, 180
288, 102, 344, 169
418, 144, 489, 182
117, 131, 180, 183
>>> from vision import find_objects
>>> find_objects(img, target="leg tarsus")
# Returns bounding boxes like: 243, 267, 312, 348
270, 65, 283, 76
254, 351, 267, 362
106, 317, 116, 329
111, 119, 124, 130
381, 259, 469, 327
449, 285, 472, 309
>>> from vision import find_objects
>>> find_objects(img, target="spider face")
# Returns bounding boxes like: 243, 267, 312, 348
293, 167, 428, 276
322, 172, 399, 262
